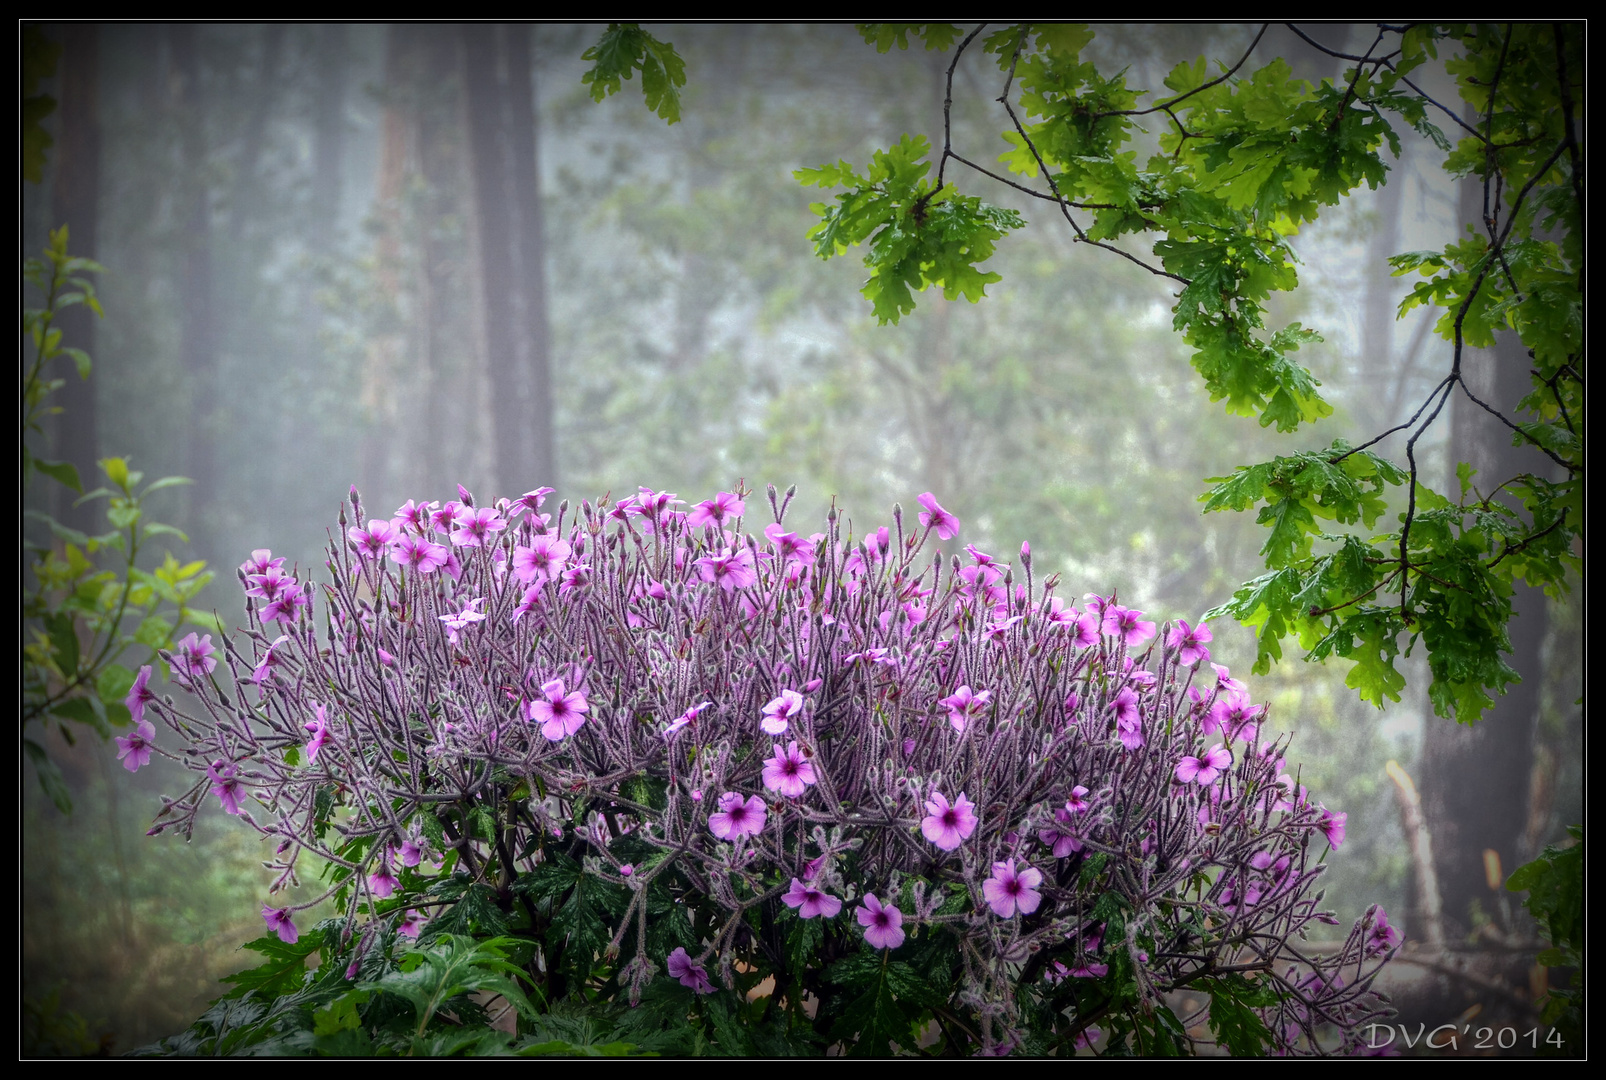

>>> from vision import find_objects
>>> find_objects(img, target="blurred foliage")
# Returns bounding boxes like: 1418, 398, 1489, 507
23, 227, 215, 812
1507, 826, 1583, 1054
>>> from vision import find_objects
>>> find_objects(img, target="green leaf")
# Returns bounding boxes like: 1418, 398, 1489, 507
44, 613, 80, 675
580, 24, 686, 125
100, 456, 130, 490
49, 696, 110, 738
63, 347, 92, 380
24, 737, 73, 813
33, 458, 83, 494
1205, 974, 1279, 1056
141, 474, 194, 495
97, 663, 137, 706
221, 932, 325, 1000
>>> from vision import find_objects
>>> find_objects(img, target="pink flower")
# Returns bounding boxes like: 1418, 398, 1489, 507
1065, 785, 1091, 815
1166, 619, 1212, 666
512, 535, 572, 584
368, 862, 399, 899
526, 678, 589, 741
1175, 743, 1232, 785
708, 792, 766, 840
171, 632, 218, 686
687, 491, 745, 529
347, 518, 398, 560
1205, 690, 1261, 742
694, 547, 757, 592
449, 505, 506, 547
398, 909, 428, 939
762, 742, 818, 798
239, 549, 284, 577
782, 878, 842, 919
438, 597, 487, 646
664, 701, 712, 738
982, 858, 1043, 918
763, 523, 816, 566
391, 500, 437, 533
1364, 906, 1402, 956
1320, 808, 1347, 849
1037, 805, 1085, 858
939, 685, 991, 733
124, 664, 157, 725
666, 947, 715, 994
388, 535, 450, 574
208, 759, 246, 815
856, 893, 905, 950
261, 905, 299, 944
1066, 612, 1101, 649
916, 492, 961, 540
920, 790, 978, 851
115, 719, 156, 773
1112, 688, 1143, 749
305, 702, 331, 762
1102, 605, 1156, 647
761, 689, 803, 735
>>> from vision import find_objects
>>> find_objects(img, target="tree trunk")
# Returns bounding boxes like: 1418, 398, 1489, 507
309, 25, 347, 252
49, 22, 101, 534
461, 24, 554, 496
1415, 173, 1548, 936
169, 25, 219, 558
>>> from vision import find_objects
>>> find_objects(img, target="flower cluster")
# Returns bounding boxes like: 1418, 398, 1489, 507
136, 483, 1395, 1055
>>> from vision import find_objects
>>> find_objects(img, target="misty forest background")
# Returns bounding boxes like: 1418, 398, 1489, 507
23, 23, 1580, 1051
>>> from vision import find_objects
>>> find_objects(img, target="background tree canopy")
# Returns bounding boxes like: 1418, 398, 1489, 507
22, 22, 1580, 1056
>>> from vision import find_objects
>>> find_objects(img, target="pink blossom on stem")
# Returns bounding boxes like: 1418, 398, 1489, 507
449, 505, 506, 547
762, 742, 818, 798
261, 905, 299, 944
708, 792, 766, 840
305, 702, 331, 762
526, 678, 589, 741
388, 535, 450, 574
694, 548, 757, 592
1165, 619, 1213, 666
124, 664, 157, 725
208, 760, 246, 815
115, 719, 156, 773
347, 519, 398, 560
1111, 688, 1143, 749
1175, 743, 1232, 785
1319, 808, 1347, 849
666, 947, 715, 994
760, 689, 803, 735
239, 549, 284, 577
439, 597, 487, 646
782, 878, 842, 919
856, 893, 905, 950
920, 790, 978, 851
939, 685, 991, 733
398, 909, 428, 939
664, 701, 712, 738
1102, 605, 1157, 647
916, 492, 961, 540
512, 535, 572, 584
983, 859, 1044, 918
687, 492, 745, 529
368, 861, 399, 899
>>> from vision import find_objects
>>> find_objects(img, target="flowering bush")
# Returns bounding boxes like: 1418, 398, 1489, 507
134, 482, 1396, 1056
